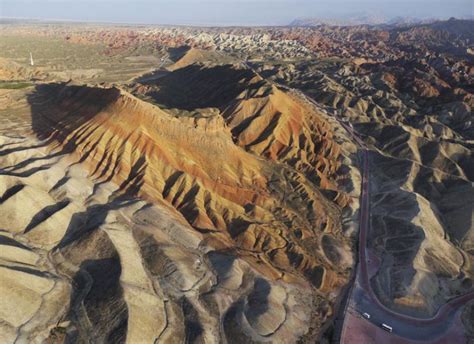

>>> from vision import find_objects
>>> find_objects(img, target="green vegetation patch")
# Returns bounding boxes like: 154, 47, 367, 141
0, 82, 33, 89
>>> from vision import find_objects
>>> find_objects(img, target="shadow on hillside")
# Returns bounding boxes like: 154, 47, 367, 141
414, 165, 474, 247
368, 151, 426, 310
167, 45, 192, 62
63, 233, 128, 343
142, 64, 263, 110
27, 83, 121, 150
24, 82, 150, 246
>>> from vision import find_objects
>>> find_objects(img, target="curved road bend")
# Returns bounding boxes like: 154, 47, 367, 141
339, 119, 474, 341
238, 60, 474, 341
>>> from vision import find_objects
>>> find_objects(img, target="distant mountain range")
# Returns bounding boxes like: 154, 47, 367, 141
289, 14, 472, 27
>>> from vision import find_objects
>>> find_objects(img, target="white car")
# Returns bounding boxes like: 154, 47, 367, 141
362, 312, 371, 319
381, 323, 393, 333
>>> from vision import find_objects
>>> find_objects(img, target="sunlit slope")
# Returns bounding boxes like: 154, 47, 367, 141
30, 66, 355, 295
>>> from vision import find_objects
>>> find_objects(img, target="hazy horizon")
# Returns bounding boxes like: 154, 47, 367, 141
0, 0, 473, 26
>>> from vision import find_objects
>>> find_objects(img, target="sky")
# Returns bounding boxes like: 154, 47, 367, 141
0, 0, 472, 26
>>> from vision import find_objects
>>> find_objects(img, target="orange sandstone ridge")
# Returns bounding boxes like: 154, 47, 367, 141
30, 64, 353, 292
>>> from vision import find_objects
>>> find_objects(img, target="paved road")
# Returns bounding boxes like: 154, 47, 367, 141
333, 104, 474, 341
238, 60, 474, 341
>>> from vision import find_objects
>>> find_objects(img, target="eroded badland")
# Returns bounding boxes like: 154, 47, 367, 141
0, 19, 473, 343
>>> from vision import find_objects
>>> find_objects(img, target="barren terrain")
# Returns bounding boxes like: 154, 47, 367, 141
0, 18, 472, 343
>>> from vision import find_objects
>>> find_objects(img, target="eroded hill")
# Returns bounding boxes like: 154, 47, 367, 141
1, 18, 473, 343
258, 44, 474, 317
0, 60, 359, 343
